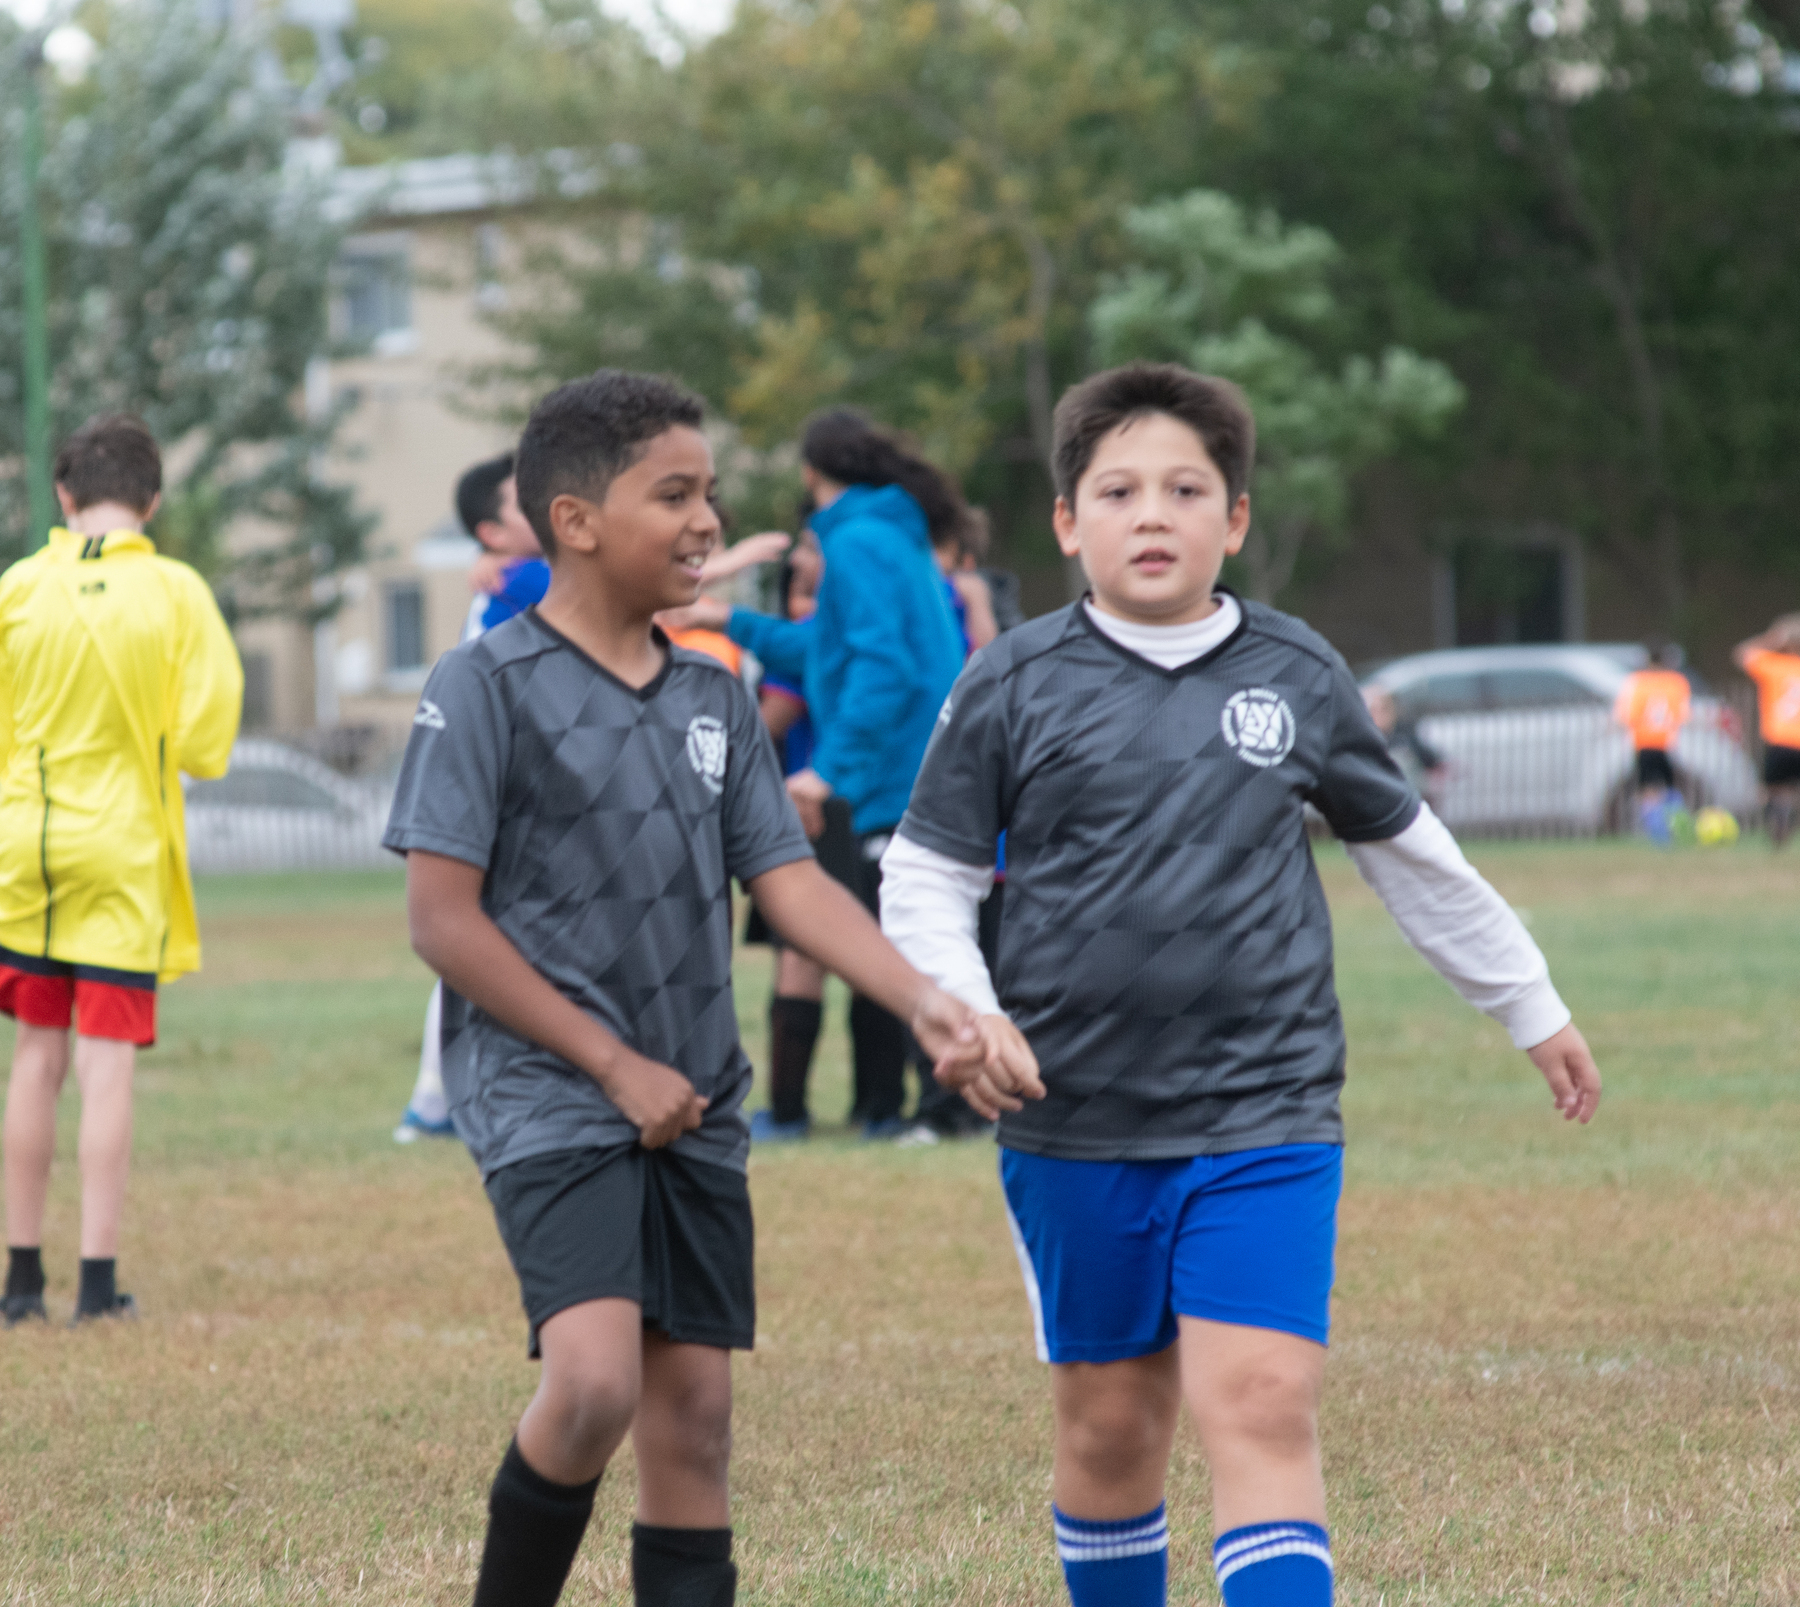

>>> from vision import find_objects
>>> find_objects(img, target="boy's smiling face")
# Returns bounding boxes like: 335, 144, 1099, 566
1054, 411, 1249, 626
547, 425, 722, 615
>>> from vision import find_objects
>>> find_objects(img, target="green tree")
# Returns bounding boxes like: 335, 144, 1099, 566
1173, 0, 1800, 640
486, 0, 1237, 570
0, 0, 369, 616
1091, 188, 1463, 604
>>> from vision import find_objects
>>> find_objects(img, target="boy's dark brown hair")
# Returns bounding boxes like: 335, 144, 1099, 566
53, 413, 163, 514
515, 369, 705, 557
1051, 363, 1256, 507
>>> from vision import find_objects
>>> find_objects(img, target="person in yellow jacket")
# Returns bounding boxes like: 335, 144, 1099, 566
1, 414, 242, 1327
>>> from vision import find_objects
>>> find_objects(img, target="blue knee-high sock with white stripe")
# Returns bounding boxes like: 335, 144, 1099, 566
1054, 1504, 1168, 1606
1213, 1521, 1332, 1605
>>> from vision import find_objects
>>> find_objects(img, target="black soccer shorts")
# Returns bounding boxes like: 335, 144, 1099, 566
484, 1144, 755, 1357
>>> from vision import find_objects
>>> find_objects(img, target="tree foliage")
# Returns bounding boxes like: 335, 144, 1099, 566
0, 0, 369, 616
1092, 189, 1463, 602
461, 0, 1799, 635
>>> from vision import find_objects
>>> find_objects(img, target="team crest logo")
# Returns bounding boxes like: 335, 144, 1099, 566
1221, 688, 1296, 768
686, 715, 728, 794
414, 699, 446, 730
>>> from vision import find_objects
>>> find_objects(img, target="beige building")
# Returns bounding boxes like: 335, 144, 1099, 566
233, 150, 597, 748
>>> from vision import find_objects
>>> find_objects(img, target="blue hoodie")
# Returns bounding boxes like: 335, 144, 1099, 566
728, 483, 964, 834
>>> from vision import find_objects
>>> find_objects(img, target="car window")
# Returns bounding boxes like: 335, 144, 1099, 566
1485, 668, 1602, 709
189, 768, 342, 810
1396, 672, 1486, 720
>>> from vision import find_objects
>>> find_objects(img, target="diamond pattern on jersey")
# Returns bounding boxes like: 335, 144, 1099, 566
899, 599, 1417, 1162
384, 616, 811, 1178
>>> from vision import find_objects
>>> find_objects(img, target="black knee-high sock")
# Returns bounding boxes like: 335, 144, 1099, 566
631, 1524, 735, 1607
768, 995, 822, 1125
6, 1247, 43, 1300
849, 993, 906, 1124
472, 1440, 600, 1607
76, 1258, 115, 1315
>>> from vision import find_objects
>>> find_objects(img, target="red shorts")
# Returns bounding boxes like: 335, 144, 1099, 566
0, 946, 157, 1046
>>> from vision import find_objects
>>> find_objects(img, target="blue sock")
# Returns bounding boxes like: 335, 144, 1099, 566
1213, 1521, 1332, 1605
1053, 1503, 1167, 1606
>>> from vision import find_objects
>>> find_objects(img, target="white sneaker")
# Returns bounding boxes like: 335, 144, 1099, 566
894, 1122, 940, 1149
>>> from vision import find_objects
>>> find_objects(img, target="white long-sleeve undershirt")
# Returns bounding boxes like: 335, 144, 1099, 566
880, 595, 1570, 1051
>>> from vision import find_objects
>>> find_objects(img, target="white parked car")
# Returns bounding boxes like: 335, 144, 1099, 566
1360, 645, 1757, 836
184, 740, 393, 872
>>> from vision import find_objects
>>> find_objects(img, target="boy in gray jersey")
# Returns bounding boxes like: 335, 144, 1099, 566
880, 363, 1601, 1607
383, 371, 1036, 1607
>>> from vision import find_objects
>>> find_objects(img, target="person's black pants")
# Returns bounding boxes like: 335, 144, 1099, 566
847, 834, 913, 1124
849, 840, 1006, 1130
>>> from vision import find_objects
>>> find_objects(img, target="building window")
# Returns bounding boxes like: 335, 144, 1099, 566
333, 233, 414, 353
241, 651, 274, 731
386, 583, 426, 674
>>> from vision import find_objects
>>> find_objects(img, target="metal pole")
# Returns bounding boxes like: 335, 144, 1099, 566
19, 37, 54, 550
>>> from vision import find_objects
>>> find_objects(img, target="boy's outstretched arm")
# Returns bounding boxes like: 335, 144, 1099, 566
407, 850, 707, 1148
747, 858, 1042, 1118
873, 834, 1046, 1122
1344, 804, 1601, 1123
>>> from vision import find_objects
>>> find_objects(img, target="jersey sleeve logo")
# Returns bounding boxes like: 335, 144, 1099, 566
414, 699, 446, 730
686, 715, 728, 794
1221, 688, 1296, 767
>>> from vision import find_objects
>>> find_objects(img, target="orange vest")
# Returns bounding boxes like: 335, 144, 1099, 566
1612, 669, 1691, 751
668, 628, 744, 675
1742, 649, 1800, 748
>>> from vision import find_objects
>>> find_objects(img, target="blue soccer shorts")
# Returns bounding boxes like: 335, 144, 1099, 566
999, 1144, 1344, 1364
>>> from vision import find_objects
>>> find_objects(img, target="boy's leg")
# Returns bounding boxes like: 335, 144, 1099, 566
1049, 1352, 1181, 1607
5, 1024, 70, 1251
73, 1036, 134, 1260
476, 1296, 642, 1607
4, 1023, 70, 1320
630, 1333, 737, 1607
766, 949, 824, 1129
1182, 1319, 1332, 1605
396, 982, 453, 1140
70, 1035, 136, 1319
1003, 1150, 1183, 1605
1170, 1145, 1341, 1605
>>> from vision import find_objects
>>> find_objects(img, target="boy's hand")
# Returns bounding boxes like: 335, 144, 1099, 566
469, 551, 510, 596
786, 769, 831, 839
1527, 1022, 1601, 1123
946, 1014, 1045, 1122
656, 595, 732, 634
907, 982, 982, 1086
596, 1045, 709, 1149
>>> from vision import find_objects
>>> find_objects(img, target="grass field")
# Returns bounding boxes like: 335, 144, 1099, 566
0, 841, 1795, 1605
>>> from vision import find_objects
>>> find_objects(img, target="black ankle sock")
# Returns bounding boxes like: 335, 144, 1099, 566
76, 1258, 115, 1315
632, 1524, 735, 1607
6, 1247, 44, 1300
472, 1439, 600, 1607
768, 995, 822, 1125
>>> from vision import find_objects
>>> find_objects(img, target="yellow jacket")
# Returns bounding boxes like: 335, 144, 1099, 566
0, 529, 242, 981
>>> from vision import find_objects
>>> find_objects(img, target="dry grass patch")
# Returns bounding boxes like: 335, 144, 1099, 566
0, 844, 1795, 1603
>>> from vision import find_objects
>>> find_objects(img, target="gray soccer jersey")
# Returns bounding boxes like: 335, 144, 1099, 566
383, 613, 812, 1178
897, 596, 1419, 1162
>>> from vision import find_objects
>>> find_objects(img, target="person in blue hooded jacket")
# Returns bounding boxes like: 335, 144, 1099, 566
692, 410, 970, 1139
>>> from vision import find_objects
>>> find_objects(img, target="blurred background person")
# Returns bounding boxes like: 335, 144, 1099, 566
1734, 614, 1800, 849
685, 410, 968, 1138
1361, 685, 1448, 819
1613, 644, 1693, 844
2, 415, 242, 1324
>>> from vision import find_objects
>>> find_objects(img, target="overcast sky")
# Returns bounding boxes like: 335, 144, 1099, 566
3, 0, 737, 47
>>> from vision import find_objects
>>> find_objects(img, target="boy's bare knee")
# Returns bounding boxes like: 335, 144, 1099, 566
543, 1363, 638, 1457
642, 1365, 733, 1482
1056, 1362, 1180, 1486
1201, 1357, 1320, 1457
